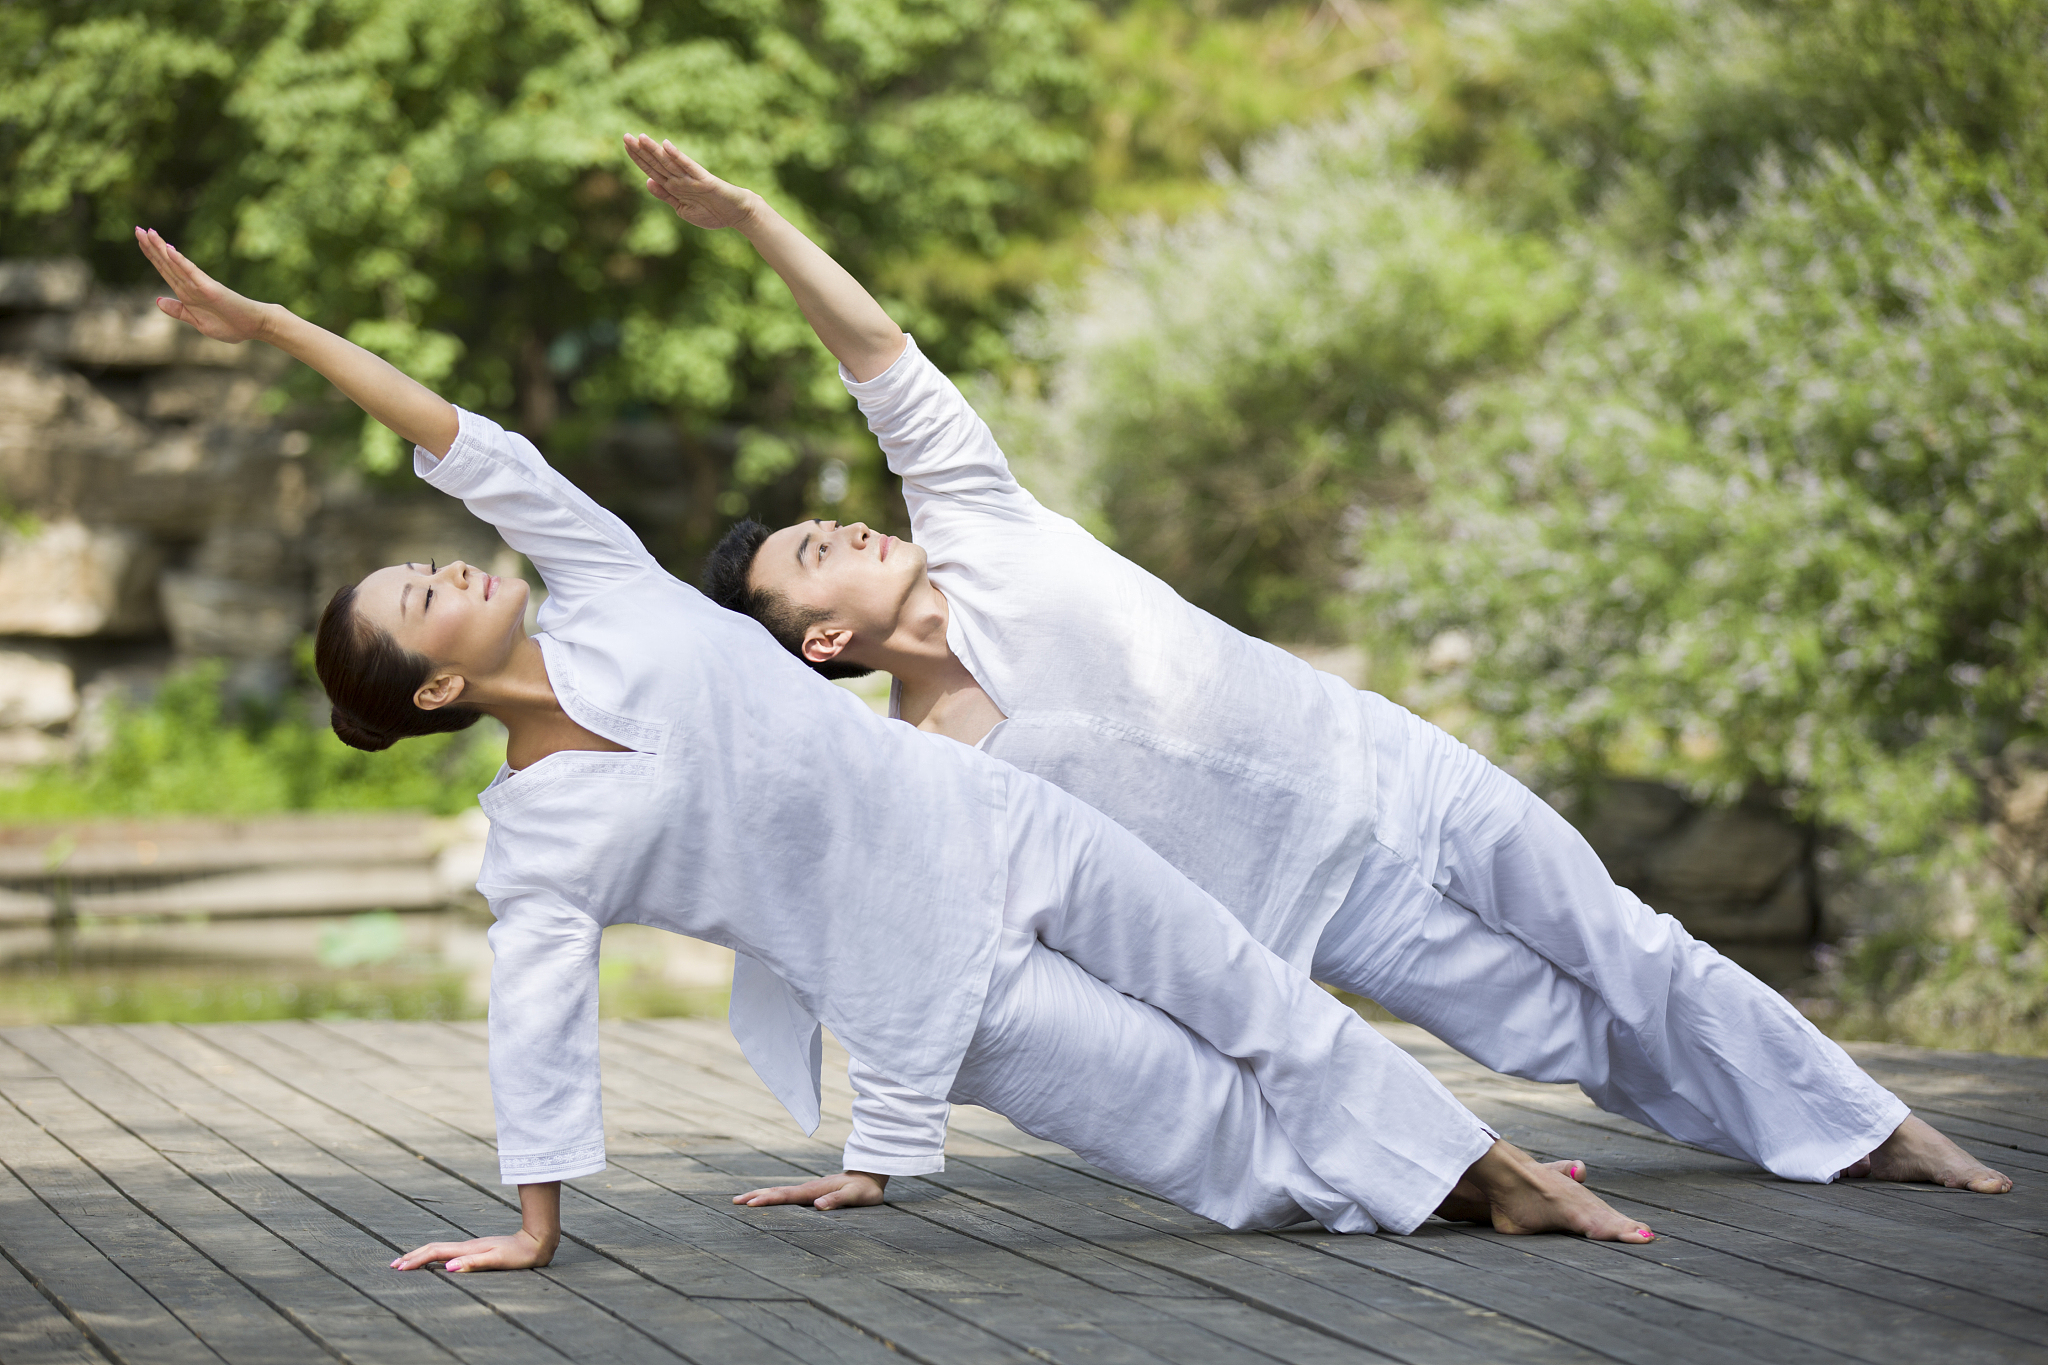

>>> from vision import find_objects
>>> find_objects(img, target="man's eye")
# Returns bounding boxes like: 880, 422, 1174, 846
425, 588, 434, 611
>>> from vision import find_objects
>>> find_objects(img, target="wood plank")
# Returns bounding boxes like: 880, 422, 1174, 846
939, 1153, 1779, 1365
0, 1230, 116, 1365
0, 1157, 217, 1365
656, 1146, 1295, 1365
1584, 1171, 2048, 1348
1397, 1214, 2041, 1365
138, 1031, 840, 1365
917, 1154, 1558, 1365
188, 1022, 1011, 1363
175, 1024, 813, 1303
63, 1023, 721, 1365
0, 1075, 299, 1365
1, 1029, 472, 1365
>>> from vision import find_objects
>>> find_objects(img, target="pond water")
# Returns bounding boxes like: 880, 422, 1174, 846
0, 912, 734, 1026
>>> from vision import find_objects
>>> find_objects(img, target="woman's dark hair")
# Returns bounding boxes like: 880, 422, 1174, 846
703, 519, 873, 681
314, 581, 483, 752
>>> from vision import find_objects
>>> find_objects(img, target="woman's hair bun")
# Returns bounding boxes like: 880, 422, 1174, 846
329, 706, 397, 752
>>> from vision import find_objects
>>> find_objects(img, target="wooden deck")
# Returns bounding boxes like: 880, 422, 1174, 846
1, 1018, 2043, 1365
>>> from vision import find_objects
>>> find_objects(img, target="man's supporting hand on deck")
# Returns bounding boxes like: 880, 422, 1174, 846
392, 1181, 562, 1273
733, 1170, 891, 1210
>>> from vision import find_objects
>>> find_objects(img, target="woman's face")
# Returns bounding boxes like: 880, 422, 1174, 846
352, 559, 531, 680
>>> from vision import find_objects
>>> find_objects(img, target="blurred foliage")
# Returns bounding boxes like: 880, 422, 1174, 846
0, 660, 504, 819
1003, 0, 2048, 1047
0, 0, 1402, 553
0, 962, 476, 1025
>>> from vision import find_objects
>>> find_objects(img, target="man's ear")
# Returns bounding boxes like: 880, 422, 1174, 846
802, 625, 853, 665
414, 671, 468, 712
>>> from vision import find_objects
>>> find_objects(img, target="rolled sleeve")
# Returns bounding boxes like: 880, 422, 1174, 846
842, 1055, 950, 1177
486, 892, 607, 1185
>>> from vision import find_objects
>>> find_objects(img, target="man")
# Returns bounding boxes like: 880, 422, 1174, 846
628, 139, 2013, 1209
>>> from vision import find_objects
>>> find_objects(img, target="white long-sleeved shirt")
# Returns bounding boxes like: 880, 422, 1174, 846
417, 410, 1020, 1184
839, 338, 1378, 1176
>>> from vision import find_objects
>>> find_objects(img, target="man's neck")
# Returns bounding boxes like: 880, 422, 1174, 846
860, 583, 1005, 746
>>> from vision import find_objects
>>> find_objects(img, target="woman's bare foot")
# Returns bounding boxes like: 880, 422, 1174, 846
1439, 1142, 1653, 1242
1437, 1158, 1586, 1223
1840, 1116, 2012, 1193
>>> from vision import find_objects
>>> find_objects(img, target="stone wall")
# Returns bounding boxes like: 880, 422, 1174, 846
1568, 779, 1818, 983
0, 258, 516, 763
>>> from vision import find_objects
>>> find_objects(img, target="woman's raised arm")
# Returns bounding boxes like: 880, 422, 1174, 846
622, 136, 907, 382
135, 228, 460, 458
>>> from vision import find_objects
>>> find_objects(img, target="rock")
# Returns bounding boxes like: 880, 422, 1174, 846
0, 295, 250, 368
1572, 778, 1815, 952
159, 573, 306, 659
1280, 643, 1369, 688
1647, 805, 1805, 903
0, 646, 80, 728
0, 728, 70, 766
0, 520, 163, 636
1424, 629, 1477, 673
145, 368, 266, 422
0, 259, 91, 311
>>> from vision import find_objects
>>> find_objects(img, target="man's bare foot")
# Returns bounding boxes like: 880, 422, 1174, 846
1840, 1115, 2012, 1193
1437, 1158, 1586, 1224
1439, 1142, 1654, 1243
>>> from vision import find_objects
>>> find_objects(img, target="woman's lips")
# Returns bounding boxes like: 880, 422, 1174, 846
880, 535, 894, 560
485, 574, 497, 600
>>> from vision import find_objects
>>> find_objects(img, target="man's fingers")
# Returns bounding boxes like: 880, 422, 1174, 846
391, 1238, 483, 1270
732, 1181, 830, 1207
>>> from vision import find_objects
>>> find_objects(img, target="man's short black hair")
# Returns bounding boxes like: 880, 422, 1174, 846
704, 519, 874, 680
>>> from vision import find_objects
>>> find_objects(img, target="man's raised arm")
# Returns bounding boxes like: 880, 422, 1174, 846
622, 136, 906, 382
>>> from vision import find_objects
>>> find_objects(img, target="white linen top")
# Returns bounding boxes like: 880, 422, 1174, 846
417, 410, 1016, 1185
861, 338, 1377, 965
838, 338, 1378, 1177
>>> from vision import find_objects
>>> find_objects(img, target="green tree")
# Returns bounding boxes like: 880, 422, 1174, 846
1, 0, 1098, 540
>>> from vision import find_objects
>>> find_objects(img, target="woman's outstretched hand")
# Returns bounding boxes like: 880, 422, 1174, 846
621, 135, 757, 231
133, 228, 272, 344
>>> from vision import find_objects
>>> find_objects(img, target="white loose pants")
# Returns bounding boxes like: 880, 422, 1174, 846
942, 770, 1497, 1233
1315, 696, 1908, 1183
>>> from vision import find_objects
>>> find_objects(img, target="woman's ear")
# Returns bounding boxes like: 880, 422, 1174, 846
414, 671, 468, 712
802, 625, 853, 665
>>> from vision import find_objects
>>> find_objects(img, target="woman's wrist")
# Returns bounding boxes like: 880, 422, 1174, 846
253, 300, 297, 348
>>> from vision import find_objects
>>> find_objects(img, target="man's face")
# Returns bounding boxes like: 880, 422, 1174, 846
751, 520, 927, 655
352, 558, 531, 684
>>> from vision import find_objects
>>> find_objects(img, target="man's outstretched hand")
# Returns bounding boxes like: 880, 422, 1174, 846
733, 1170, 889, 1210
133, 228, 272, 344
391, 1228, 556, 1274
622, 135, 758, 231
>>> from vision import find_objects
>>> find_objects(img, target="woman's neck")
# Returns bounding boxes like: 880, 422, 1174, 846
477, 636, 632, 770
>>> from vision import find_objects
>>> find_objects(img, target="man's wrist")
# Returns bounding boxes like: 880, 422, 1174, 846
848, 1170, 889, 1190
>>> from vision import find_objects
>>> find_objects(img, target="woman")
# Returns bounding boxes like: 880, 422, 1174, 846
132, 215, 1658, 1273
635, 139, 2015, 1207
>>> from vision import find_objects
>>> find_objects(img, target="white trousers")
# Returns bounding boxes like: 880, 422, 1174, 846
940, 771, 1496, 1233
1317, 696, 1908, 1183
